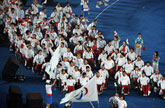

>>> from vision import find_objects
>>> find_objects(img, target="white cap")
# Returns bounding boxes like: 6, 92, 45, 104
46, 80, 50, 84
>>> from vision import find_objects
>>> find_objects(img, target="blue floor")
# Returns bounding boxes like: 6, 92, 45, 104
0, 0, 165, 108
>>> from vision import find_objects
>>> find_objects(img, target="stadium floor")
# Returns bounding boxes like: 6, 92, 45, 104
0, 0, 165, 108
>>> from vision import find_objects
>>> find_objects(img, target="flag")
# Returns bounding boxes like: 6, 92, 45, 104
43, 0, 47, 4
45, 44, 60, 79
60, 76, 98, 104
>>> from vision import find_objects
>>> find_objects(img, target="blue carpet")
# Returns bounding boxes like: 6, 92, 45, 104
0, 0, 165, 108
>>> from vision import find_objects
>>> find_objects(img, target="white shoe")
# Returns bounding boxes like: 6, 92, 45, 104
105, 0, 109, 2
96, 5, 100, 8
104, 3, 108, 6
148, 91, 151, 96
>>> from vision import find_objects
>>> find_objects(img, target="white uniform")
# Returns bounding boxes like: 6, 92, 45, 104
80, 23, 87, 32
49, 32, 58, 41
86, 71, 93, 79
104, 45, 114, 54
79, 77, 89, 86
123, 63, 134, 74
98, 53, 107, 62
61, 61, 70, 70
74, 45, 83, 54
96, 76, 105, 85
116, 57, 127, 67
134, 60, 144, 69
115, 97, 127, 108
158, 80, 165, 89
97, 40, 106, 49
81, 64, 91, 73
74, 58, 84, 69
119, 45, 129, 54
111, 53, 120, 61
118, 75, 130, 85
137, 76, 150, 85
69, 36, 79, 44
73, 28, 82, 36
60, 47, 67, 57
45, 84, 52, 95
150, 73, 162, 83
31, 3, 42, 15
115, 71, 123, 80
66, 79, 76, 86
63, 6, 72, 19
33, 54, 45, 64
40, 11, 47, 20
126, 52, 137, 61
25, 49, 34, 59
63, 52, 73, 61
130, 70, 142, 79
99, 69, 109, 80
141, 66, 154, 77
41, 39, 53, 48
83, 51, 93, 59
101, 60, 114, 70
72, 70, 81, 82
111, 40, 120, 49
57, 73, 68, 85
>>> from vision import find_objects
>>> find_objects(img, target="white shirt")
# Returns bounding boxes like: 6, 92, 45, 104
98, 53, 107, 62
118, 75, 130, 85
31, 3, 42, 15
74, 45, 83, 54
104, 45, 114, 54
79, 77, 89, 86
86, 71, 93, 79
119, 45, 129, 54
83, 51, 93, 59
69, 36, 79, 44
111, 53, 120, 61
25, 49, 34, 59
60, 47, 67, 56
134, 60, 144, 69
96, 76, 105, 85
130, 70, 142, 79
45, 84, 52, 95
158, 80, 165, 89
137, 76, 150, 85
150, 73, 162, 83
74, 58, 84, 68
126, 52, 137, 61
81, 64, 91, 73
33, 54, 45, 64
72, 71, 81, 81
123, 63, 134, 74
116, 57, 127, 66
63, 6, 72, 18
115, 71, 123, 80
57, 73, 68, 82
99, 69, 109, 80
115, 97, 127, 108
111, 40, 120, 49
73, 28, 82, 36
66, 79, 76, 86
101, 60, 114, 70
141, 66, 154, 77
63, 52, 73, 61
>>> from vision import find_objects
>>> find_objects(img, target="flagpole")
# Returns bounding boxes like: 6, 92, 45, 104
97, 101, 99, 108
89, 101, 95, 108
